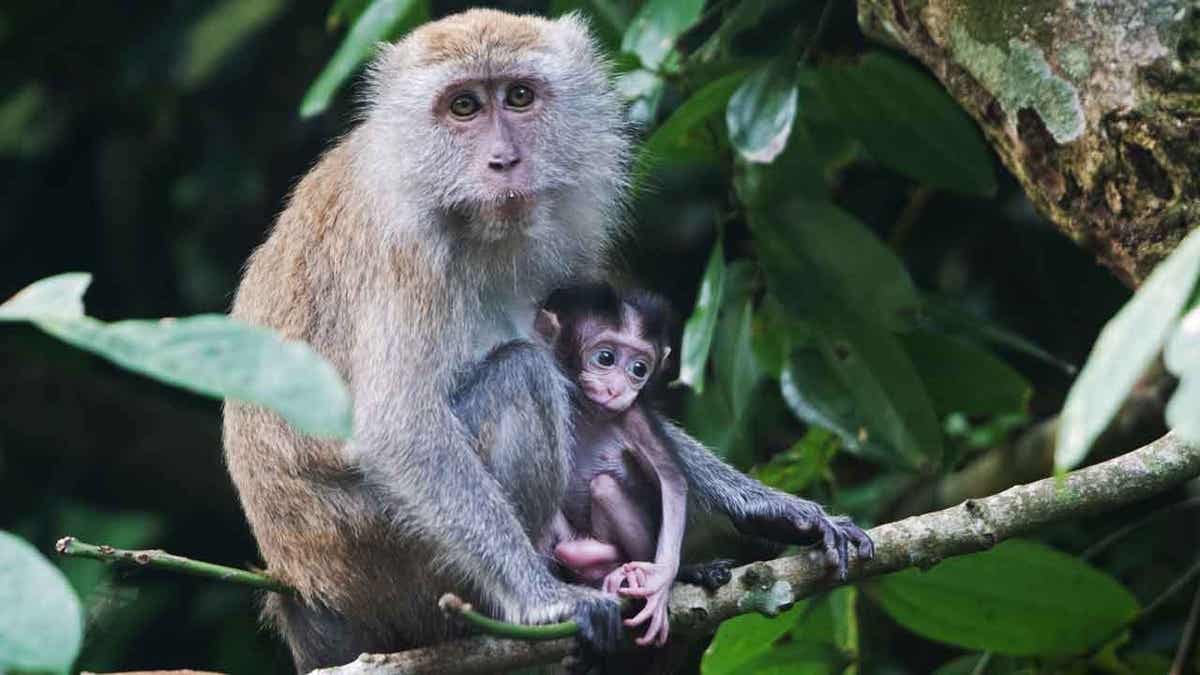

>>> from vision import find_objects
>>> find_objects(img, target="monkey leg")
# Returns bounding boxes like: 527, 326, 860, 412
266, 592, 398, 674
451, 340, 573, 540
589, 473, 656, 562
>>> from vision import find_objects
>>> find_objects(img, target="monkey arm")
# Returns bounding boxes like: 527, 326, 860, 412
606, 405, 688, 646
658, 421, 874, 579
619, 405, 686, 575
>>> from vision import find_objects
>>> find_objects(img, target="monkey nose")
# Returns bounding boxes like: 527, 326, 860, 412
487, 152, 520, 171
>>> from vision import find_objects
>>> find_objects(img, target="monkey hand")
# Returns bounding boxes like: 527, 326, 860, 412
552, 585, 622, 674
605, 561, 676, 647
736, 498, 874, 580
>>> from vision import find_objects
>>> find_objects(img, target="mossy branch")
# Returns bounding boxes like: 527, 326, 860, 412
55, 434, 1200, 674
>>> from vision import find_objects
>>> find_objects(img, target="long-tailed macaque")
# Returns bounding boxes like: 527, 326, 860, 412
223, 9, 872, 672
533, 283, 686, 647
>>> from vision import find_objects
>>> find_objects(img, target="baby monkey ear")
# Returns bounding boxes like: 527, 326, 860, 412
534, 309, 562, 343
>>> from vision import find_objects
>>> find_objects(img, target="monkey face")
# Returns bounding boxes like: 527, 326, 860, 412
433, 77, 542, 219
365, 10, 628, 242
576, 327, 658, 414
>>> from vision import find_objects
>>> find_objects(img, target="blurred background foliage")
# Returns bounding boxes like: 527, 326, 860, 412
0, 0, 1196, 673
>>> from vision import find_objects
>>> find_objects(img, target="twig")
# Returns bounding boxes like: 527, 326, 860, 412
1171, 578, 1200, 675
438, 594, 576, 641
313, 432, 1200, 674
55, 536, 292, 595
889, 185, 935, 251
1082, 495, 1200, 560
1141, 557, 1200, 620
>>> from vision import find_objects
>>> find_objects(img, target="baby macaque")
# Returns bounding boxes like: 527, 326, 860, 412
534, 283, 685, 647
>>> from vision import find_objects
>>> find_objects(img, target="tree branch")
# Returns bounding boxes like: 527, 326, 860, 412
313, 433, 1200, 675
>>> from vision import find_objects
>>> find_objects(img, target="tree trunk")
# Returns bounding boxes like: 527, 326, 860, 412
857, 0, 1200, 286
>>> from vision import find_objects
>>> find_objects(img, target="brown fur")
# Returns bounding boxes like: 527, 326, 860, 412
414, 9, 550, 66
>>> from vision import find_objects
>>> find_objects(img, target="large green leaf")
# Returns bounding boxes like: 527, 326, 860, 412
299, 0, 425, 118
703, 587, 858, 675
751, 201, 921, 330
0, 274, 353, 439
726, 57, 799, 164
713, 298, 763, 418
781, 314, 940, 469
702, 602, 808, 675
675, 241, 727, 393
814, 52, 996, 197
620, 0, 704, 71
901, 330, 1031, 417
0, 531, 83, 674
871, 539, 1139, 656
1164, 305, 1200, 443
1056, 227, 1200, 469
640, 71, 747, 167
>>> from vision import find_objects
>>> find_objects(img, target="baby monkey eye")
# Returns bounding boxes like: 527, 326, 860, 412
629, 360, 649, 379
449, 94, 481, 118
506, 84, 535, 109
592, 349, 616, 368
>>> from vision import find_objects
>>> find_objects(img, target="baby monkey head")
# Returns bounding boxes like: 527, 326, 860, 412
367, 10, 627, 237
537, 283, 675, 414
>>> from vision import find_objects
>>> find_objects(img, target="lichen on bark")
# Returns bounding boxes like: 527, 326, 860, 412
858, 0, 1200, 286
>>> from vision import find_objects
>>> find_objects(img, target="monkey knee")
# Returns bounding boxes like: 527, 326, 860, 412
589, 473, 622, 506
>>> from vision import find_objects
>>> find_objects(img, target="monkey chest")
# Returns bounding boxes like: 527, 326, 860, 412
563, 432, 659, 530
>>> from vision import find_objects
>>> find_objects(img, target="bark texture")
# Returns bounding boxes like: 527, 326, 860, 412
312, 433, 1200, 675
857, 0, 1200, 286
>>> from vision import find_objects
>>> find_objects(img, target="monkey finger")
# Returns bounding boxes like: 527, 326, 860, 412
850, 527, 875, 559
836, 527, 850, 580
624, 600, 656, 628
618, 585, 655, 598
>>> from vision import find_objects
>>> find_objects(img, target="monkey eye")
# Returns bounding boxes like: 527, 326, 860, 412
629, 360, 649, 380
591, 349, 616, 368
505, 84, 535, 109
449, 93, 481, 119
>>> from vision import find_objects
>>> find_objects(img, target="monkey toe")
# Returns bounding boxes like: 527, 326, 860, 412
678, 559, 735, 590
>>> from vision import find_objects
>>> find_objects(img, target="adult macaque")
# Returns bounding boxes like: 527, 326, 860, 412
223, 9, 872, 672
533, 283, 686, 647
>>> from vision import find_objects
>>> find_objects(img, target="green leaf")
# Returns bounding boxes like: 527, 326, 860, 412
41, 316, 352, 439
616, 68, 665, 129
922, 297, 1076, 375
327, 0, 371, 30
1057, 227, 1200, 469
1, 275, 353, 439
871, 539, 1139, 656
0, 531, 83, 674
676, 241, 727, 393
177, 0, 286, 89
620, 0, 704, 71
726, 57, 799, 163
702, 601, 808, 675
753, 428, 838, 494
751, 200, 921, 330
1164, 305, 1200, 443
640, 71, 747, 167
814, 52, 996, 196
714, 298, 763, 417
781, 314, 939, 469
300, 0, 425, 118
901, 330, 1031, 417
0, 272, 88, 320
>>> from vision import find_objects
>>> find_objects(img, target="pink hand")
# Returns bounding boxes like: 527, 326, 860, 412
616, 561, 676, 647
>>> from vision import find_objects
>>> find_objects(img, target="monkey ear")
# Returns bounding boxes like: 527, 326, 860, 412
534, 309, 561, 343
